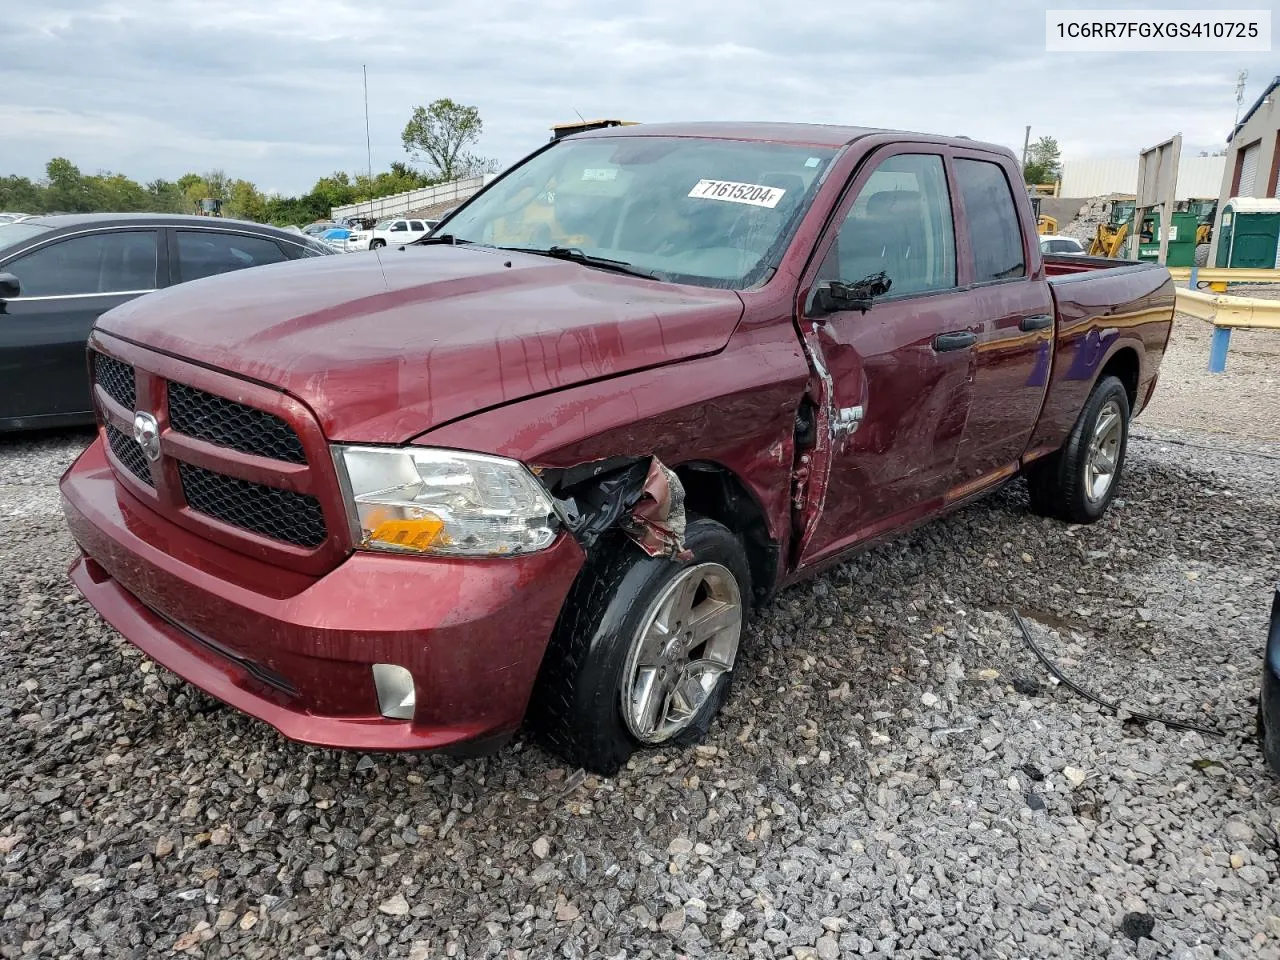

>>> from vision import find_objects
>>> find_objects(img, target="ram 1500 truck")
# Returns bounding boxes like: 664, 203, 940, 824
61, 123, 1175, 775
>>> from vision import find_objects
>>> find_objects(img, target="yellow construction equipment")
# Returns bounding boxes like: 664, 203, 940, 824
1028, 196, 1057, 235
1088, 196, 1136, 258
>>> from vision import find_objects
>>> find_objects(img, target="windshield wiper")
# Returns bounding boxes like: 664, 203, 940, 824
502, 245, 660, 280
413, 234, 473, 246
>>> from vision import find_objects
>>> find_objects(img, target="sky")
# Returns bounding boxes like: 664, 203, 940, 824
1, 0, 1275, 196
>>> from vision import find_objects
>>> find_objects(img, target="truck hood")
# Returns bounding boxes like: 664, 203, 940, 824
97, 245, 744, 442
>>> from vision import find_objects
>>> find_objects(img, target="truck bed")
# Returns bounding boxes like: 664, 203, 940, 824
1025, 256, 1175, 459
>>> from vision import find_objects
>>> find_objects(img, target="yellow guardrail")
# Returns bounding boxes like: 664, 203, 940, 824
1173, 287, 1280, 372
1168, 266, 1280, 285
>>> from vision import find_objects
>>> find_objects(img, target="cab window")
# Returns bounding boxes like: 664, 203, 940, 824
955, 159, 1026, 282
826, 154, 956, 297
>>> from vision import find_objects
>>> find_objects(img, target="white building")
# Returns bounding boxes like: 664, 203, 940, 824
1059, 155, 1226, 200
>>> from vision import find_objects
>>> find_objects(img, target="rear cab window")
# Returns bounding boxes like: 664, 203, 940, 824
953, 158, 1027, 283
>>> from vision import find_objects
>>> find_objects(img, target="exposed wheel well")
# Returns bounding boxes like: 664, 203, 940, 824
1099, 347, 1139, 409
675, 462, 777, 605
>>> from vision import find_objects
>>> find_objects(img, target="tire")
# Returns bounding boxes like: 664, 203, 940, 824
370, 239, 386, 249
1026, 375, 1130, 524
1194, 243, 1210, 267
527, 518, 751, 775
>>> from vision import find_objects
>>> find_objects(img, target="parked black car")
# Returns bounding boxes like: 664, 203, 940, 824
1259, 587, 1280, 772
0, 214, 334, 430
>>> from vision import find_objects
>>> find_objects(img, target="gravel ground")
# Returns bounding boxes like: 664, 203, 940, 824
1142, 311, 1280, 442
3, 352, 1280, 958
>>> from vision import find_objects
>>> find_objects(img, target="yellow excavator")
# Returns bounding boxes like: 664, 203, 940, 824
1088, 197, 1136, 258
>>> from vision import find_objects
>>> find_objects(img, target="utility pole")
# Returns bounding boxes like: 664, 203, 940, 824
1234, 70, 1249, 130
1021, 125, 1031, 175
363, 65, 373, 184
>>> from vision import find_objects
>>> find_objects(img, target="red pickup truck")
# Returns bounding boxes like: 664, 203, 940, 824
61, 123, 1174, 774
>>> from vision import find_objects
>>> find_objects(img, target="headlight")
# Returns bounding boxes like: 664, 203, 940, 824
332, 445, 558, 556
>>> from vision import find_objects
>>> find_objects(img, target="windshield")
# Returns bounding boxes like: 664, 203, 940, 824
441, 136, 837, 288
0, 222, 52, 254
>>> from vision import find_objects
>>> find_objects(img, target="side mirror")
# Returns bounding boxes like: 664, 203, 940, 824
0, 273, 20, 299
812, 272, 892, 316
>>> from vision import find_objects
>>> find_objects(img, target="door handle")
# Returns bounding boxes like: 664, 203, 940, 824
1019, 314, 1054, 332
933, 330, 977, 352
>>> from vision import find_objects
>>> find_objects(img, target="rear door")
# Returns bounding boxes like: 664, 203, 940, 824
948, 153, 1055, 487
0, 228, 160, 425
795, 149, 978, 567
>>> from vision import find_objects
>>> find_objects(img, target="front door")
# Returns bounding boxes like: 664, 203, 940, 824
0, 229, 160, 425
795, 150, 978, 567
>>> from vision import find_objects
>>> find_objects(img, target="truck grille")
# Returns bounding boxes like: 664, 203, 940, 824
88, 345, 338, 565
95, 354, 136, 410
178, 463, 327, 548
105, 423, 153, 487
168, 382, 307, 464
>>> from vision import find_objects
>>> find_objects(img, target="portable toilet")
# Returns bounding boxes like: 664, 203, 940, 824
1136, 211, 1198, 266
1215, 197, 1280, 268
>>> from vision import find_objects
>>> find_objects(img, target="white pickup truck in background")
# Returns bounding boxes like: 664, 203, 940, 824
346, 217, 438, 251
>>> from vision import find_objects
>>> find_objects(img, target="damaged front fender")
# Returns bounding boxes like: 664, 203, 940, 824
536, 455, 690, 560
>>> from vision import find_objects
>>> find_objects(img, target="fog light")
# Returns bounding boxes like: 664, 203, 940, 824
372, 664, 416, 720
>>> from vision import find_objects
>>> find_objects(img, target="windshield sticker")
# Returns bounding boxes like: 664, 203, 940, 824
582, 168, 619, 182
805, 157, 821, 168
688, 179, 786, 209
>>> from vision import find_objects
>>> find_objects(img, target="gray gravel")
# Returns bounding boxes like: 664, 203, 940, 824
3, 419, 1280, 960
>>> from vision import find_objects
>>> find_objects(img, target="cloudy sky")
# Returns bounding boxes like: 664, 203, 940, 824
1, 0, 1274, 195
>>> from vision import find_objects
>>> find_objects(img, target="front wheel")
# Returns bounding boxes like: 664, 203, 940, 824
1026, 375, 1131, 524
528, 518, 750, 775
370, 239, 386, 249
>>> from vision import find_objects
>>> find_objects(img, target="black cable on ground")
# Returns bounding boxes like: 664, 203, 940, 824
1012, 609, 1226, 738
1129, 432, 1280, 463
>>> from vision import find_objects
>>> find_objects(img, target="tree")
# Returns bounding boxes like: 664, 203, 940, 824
226, 179, 267, 221
146, 179, 188, 213
0, 175, 44, 213
401, 99, 493, 181
1023, 136, 1062, 185
44, 157, 94, 212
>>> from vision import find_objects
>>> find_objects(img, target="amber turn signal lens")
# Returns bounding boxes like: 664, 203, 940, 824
367, 516, 445, 551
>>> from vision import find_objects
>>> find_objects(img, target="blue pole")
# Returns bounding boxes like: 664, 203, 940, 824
1189, 265, 1198, 289
1208, 326, 1232, 373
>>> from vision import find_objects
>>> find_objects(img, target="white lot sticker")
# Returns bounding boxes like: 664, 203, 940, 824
688, 179, 786, 208
582, 167, 618, 181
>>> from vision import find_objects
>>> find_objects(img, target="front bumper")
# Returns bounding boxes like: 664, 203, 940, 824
61, 438, 585, 752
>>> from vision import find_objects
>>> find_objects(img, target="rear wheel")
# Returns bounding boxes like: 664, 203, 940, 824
1026, 375, 1130, 524
1194, 243, 1211, 267
528, 518, 750, 775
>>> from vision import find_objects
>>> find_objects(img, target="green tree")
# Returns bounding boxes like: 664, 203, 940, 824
44, 157, 95, 212
310, 171, 356, 209
225, 179, 267, 221
0, 175, 44, 213
93, 172, 149, 212
146, 179, 188, 213
1023, 136, 1062, 185
401, 99, 492, 181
